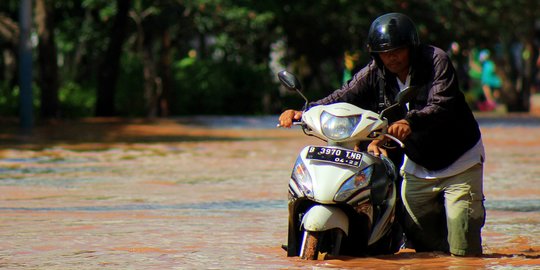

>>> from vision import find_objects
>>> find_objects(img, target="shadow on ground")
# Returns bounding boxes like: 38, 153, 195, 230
0, 117, 291, 149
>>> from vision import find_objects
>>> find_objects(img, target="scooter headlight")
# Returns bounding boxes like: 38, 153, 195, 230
334, 166, 373, 202
291, 157, 314, 198
320, 111, 361, 141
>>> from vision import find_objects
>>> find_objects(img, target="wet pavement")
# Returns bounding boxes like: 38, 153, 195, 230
0, 115, 539, 269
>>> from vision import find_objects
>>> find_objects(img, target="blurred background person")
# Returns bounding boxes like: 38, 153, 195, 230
478, 49, 502, 111
448, 42, 471, 93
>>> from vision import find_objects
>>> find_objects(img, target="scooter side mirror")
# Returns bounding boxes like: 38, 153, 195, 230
381, 86, 418, 122
395, 86, 418, 106
379, 104, 401, 121
277, 70, 309, 108
278, 70, 302, 92
380, 86, 418, 122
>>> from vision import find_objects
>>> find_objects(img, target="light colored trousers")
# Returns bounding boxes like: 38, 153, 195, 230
401, 163, 485, 256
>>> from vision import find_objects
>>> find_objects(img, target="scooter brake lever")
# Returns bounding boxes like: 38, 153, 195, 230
383, 134, 405, 148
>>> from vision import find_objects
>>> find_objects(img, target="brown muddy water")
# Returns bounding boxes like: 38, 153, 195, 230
0, 116, 539, 269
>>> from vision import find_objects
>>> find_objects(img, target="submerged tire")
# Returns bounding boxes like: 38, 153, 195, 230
300, 229, 344, 260
301, 231, 319, 260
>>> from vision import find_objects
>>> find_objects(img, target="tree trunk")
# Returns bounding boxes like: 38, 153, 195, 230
515, 1, 539, 112
0, 14, 19, 88
35, 0, 59, 118
19, 0, 33, 131
95, 0, 131, 116
158, 29, 172, 117
142, 41, 158, 118
131, 9, 159, 118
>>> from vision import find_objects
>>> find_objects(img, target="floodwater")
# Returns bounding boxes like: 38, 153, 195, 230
0, 115, 539, 269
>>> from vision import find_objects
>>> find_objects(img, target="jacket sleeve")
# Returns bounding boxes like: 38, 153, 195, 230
308, 62, 376, 109
405, 47, 462, 130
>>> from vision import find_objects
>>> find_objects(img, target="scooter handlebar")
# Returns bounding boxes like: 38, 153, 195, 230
276, 121, 303, 128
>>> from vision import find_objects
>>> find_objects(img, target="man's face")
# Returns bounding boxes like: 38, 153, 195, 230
379, 47, 410, 76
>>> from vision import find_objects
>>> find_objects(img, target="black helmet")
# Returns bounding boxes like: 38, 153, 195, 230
367, 13, 420, 53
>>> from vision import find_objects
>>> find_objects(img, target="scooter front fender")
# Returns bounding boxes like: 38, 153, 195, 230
301, 205, 349, 235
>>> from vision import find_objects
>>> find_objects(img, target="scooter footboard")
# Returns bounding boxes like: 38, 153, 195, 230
301, 205, 349, 235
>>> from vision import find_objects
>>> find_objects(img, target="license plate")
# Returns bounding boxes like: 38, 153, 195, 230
305, 146, 362, 167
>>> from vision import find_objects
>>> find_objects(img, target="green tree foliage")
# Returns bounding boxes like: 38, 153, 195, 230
0, 0, 539, 118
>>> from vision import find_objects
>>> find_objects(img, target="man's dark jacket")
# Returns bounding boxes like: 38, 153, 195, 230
310, 44, 481, 170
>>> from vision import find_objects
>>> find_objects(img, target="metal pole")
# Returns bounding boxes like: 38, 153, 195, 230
19, 0, 33, 133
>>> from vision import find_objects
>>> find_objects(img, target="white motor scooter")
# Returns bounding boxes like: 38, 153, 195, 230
278, 71, 415, 259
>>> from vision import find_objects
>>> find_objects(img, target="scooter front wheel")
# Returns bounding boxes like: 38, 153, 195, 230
300, 231, 319, 260
300, 229, 343, 260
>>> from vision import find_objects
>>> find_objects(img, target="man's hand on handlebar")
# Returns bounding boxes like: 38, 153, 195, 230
278, 110, 303, 128
365, 139, 388, 157
388, 119, 411, 141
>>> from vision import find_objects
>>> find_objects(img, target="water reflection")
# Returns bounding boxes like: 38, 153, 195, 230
175, 115, 281, 129
485, 200, 540, 212
0, 177, 105, 188
0, 200, 286, 212
2, 198, 539, 213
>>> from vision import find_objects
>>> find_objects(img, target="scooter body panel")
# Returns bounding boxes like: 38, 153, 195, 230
298, 146, 358, 203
